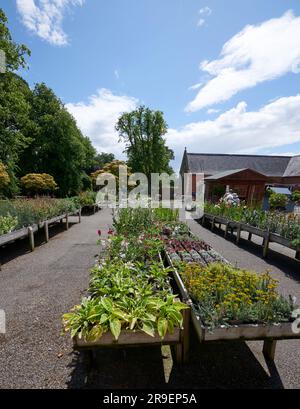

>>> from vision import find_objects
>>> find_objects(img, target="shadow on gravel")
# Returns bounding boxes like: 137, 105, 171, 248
198, 220, 300, 284
67, 329, 284, 389
0, 221, 78, 269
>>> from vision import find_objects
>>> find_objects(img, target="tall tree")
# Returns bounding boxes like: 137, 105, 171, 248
0, 8, 32, 195
116, 106, 174, 180
93, 152, 115, 171
19, 83, 95, 196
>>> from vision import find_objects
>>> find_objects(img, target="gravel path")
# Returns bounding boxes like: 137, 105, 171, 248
0, 210, 113, 389
0, 210, 299, 389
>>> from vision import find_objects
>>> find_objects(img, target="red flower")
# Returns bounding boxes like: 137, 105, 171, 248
98, 230, 102, 236
108, 230, 113, 235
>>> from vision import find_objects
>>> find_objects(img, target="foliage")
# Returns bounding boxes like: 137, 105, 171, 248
0, 162, 10, 190
0, 8, 30, 72
21, 173, 58, 195
180, 263, 295, 329
91, 160, 131, 190
205, 202, 300, 242
292, 191, 300, 203
0, 10, 33, 196
93, 153, 115, 171
76, 191, 97, 207
0, 214, 18, 235
116, 106, 174, 179
18, 83, 96, 197
0, 198, 77, 231
113, 207, 180, 237
63, 254, 188, 342
269, 193, 288, 209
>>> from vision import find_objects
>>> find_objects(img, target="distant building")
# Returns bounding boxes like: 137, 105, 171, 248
180, 149, 300, 204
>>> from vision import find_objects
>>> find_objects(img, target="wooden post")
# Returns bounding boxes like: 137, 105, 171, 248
236, 224, 241, 244
44, 221, 49, 243
78, 208, 82, 224
224, 222, 229, 238
263, 231, 270, 258
263, 340, 277, 361
211, 217, 215, 231
28, 227, 35, 252
182, 307, 190, 364
65, 214, 69, 230
93, 205, 96, 214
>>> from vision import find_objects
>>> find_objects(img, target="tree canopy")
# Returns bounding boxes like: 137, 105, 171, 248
0, 8, 112, 198
116, 106, 174, 179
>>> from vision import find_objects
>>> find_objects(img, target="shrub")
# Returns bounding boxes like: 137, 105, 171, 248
269, 193, 288, 209
292, 191, 300, 203
0, 162, 10, 191
21, 173, 58, 196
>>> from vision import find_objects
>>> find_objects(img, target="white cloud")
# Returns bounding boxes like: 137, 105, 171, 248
168, 95, 300, 169
187, 10, 300, 112
207, 108, 220, 114
197, 6, 212, 28
188, 82, 203, 91
16, 0, 84, 46
66, 89, 138, 156
197, 18, 205, 28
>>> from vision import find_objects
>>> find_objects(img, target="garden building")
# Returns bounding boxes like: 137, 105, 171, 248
180, 149, 300, 204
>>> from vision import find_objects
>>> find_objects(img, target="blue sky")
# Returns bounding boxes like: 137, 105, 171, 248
2, 0, 300, 170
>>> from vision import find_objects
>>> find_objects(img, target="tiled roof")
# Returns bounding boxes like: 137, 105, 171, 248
185, 153, 292, 176
284, 155, 300, 177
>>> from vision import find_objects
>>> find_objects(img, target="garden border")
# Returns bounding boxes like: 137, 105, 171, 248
0, 208, 81, 269
201, 213, 300, 260
164, 251, 300, 362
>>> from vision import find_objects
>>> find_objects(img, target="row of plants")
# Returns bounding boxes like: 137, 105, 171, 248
204, 202, 300, 246
62, 208, 188, 342
177, 262, 295, 330
157, 211, 297, 330
0, 198, 78, 236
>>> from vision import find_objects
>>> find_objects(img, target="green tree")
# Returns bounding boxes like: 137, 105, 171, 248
19, 83, 95, 196
0, 8, 30, 72
93, 152, 115, 171
116, 106, 174, 180
0, 9, 32, 196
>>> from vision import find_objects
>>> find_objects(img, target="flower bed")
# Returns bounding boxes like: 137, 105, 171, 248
0, 198, 77, 235
179, 262, 295, 330
63, 208, 189, 345
204, 202, 300, 246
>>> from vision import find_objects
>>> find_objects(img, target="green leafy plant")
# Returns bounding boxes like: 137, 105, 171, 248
180, 262, 295, 329
269, 193, 288, 209
0, 214, 18, 235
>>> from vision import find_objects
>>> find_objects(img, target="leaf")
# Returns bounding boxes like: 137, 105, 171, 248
112, 309, 129, 322
101, 298, 113, 312
100, 313, 109, 324
110, 318, 121, 340
157, 318, 168, 339
129, 317, 137, 330
142, 322, 155, 338
86, 325, 103, 342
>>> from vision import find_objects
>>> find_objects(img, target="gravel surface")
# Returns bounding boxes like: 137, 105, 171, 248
0, 210, 299, 389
